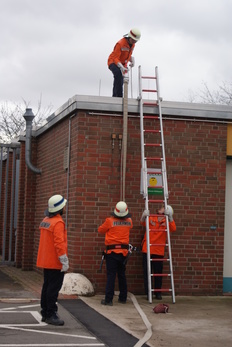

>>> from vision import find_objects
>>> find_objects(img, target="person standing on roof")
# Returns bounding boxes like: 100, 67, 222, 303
98, 201, 133, 306
37, 194, 69, 326
140, 204, 176, 300
108, 28, 141, 97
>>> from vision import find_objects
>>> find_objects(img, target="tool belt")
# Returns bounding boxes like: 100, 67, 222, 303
99, 244, 140, 271
105, 244, 129, 251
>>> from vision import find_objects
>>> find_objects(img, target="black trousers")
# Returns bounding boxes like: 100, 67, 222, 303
40, 269, 64, 318
105, 252, 127, 302
142, 253, 164, 296
109, 63, 123, 97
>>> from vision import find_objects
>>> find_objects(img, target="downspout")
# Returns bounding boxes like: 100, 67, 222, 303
23, 108, 42, 174
65, 113, 77, 227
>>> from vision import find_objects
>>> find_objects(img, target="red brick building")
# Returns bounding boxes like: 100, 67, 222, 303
1, 95, 232, 295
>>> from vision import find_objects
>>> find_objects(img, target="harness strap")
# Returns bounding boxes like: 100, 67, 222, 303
105, 244, 129, 251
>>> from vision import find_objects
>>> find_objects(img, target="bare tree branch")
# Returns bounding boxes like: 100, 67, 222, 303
0, 96, 53, 143
187, 81, 232, 105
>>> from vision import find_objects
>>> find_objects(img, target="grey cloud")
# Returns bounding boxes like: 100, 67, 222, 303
0, 0, 232, 111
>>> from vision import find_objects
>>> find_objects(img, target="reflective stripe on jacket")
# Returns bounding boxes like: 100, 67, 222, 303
108, 37, 135, 67
36, 215, 68, 269
98, 216, 133, 256
141, 216, 176, 256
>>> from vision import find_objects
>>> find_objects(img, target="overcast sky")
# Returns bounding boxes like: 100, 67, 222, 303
1, 0, 232, 113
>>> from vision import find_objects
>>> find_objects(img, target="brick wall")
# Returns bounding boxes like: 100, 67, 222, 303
165, 120, 226, 294
18, 110, 226, 295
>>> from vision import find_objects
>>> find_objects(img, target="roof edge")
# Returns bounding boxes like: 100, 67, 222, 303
35, 95, 232, 137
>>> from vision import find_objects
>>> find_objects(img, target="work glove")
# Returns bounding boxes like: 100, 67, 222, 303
129, 56, 135, 67
164, 205, 173, 222
59, 254, 69, 272
117, 62, 128, 75
141, 209, 150, 221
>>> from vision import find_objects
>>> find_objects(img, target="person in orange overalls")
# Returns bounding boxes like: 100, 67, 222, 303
108, 28, 141, 97
98, 201, 133, 306
141, 204, 176, 300
37, 194, 69, 326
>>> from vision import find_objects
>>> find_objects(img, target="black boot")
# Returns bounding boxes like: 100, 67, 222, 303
155, 293, 162, 300
45, 313, 64, 326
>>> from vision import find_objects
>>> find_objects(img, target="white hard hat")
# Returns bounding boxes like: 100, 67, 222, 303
128, 28, 141, 41
48, 194, 67, 213
114, 201, 130, 217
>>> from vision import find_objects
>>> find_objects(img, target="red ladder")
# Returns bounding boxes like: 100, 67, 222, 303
138, 66, 175, 304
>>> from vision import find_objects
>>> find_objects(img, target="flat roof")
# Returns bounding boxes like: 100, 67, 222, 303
35, 95, 232, 137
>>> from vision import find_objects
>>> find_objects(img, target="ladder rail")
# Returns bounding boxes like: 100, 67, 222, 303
139, 66, 146, 198
165, 215, 176, 303
155, 66, 169, 200
139, 68, 152, 301
144, 161, 152, 303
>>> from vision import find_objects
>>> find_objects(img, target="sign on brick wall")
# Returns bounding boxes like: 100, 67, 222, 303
140, 168, 163, 195
147, 168, 163, 195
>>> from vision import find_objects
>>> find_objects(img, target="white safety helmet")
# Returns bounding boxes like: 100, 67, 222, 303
114, 201, 130, 217
128, 28, 141, 41
48, 194, 67, 213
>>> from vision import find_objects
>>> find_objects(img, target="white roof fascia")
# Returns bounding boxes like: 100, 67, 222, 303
35, 95, 232, 137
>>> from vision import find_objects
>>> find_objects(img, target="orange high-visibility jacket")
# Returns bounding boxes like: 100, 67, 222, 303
98, 216, 133, 256
36, 215, 68, 269
141, 215, 176, 256
108, 37, 135, 67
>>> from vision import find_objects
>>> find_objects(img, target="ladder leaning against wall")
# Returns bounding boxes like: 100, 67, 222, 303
138, 66, 175, 304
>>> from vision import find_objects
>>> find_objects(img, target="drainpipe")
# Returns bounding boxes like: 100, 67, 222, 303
23, 108, 42, 174
65, 113, 77, 227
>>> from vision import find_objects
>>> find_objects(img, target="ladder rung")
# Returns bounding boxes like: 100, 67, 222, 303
145, 143, 162, 147
142, 89, 157, 93
151, 274, 171, 277
152, 289, 172, 292
143, 115, 159, 119
143, 102, 158, 107
151, 258, 170, 262
144, 130, 160, 133
148, 199, 164, 203
145, 157, 163, 160
142, 76, 156, 80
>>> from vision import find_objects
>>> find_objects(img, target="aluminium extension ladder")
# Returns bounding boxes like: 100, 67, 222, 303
138, 66, 175, 304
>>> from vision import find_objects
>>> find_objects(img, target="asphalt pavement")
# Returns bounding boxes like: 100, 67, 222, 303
0, 264, 232, 347
0, 265, 147, 347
